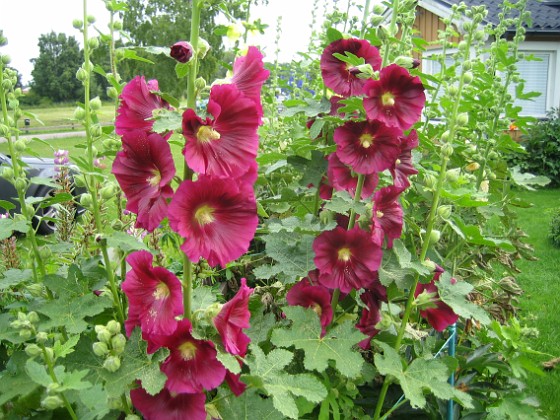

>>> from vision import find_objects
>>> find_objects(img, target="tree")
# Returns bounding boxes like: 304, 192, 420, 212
30, 32, 83, 102
121, 0, 244, 98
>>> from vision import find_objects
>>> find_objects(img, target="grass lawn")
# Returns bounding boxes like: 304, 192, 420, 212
513, 188, 560, 418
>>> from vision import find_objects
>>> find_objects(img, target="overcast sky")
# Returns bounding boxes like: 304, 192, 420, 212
0, 0, 358, 85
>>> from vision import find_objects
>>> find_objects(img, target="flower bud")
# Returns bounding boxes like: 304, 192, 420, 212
42, 395, 64, 410
465, 162, 480, 172
28, 283, 45, 298
15, 177, 27, 192
429, 229, 441, 244
39, 246, 52, 260
1, 54, 11, 65
46, 382, 61, 394
14, 139, 27, 152
197, 38, 210, 59
441, 143, 454, 157
27, 311, 39, 324
421, 259, 437, 271
36, 331, 48, 342
111, 219, 124, 231
80, 193, 93, 208
446, 168, 461, 182
111, 334, 126, 354
90, 97, 102, 111
2, 166, 14, 179
394, 56, 415, 69
112, 21, 123, 31
25, 343, 42, 357
74, 106, 86, 120
194, 77, 206, 91
76, 67, 88, 82
103, 355, 121, 372
462, 71, 473, 84
373, 4, 385, 14
457, 112, 469, 126
93, 341, 110, 357
86, 15, 96, 24
170, 41, 194, 63
100, 184, 117, 200
447, 85, 458, 96
474, 30, 486, 41
415, 290, 438, 310
437, 205, 452, 220
73, 19, 84, 29
97, 327, 112, 344
458, 40, 468, 51
88, 37, 100, 49
107, 86, 118, 99
125, 415, 142, 420
2, 78, 13, 90
42, 347, 54, 362
0, 124, 10, 138
106, 320, 121, 335
0, 35, 7, 47
440, 130, 451, 142
424, 173, 437, 188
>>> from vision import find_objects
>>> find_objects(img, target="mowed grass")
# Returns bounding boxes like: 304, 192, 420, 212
17, 104, 115, 133
513, 188, 560, 417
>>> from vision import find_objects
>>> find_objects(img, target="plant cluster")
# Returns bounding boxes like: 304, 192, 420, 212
0, 0, 552, 419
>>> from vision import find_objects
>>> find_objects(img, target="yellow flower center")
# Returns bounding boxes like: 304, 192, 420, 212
178, 341, 197, 361
153, 282, 170, 300
359, 133, 374, 149
338, 247, 352, 262
376, 210, 384, 219
311, 303, 323, 316
194, 204, 215, 226
148, 169, 161, 187
196, 125, 221, 143
381, 92, 395, 107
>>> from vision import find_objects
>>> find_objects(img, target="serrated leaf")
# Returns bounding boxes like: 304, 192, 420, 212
25, 359, 52, 387
392, 240, 431, 276
271, 306, 366, 378
326, 27, 343, 43
57, 366, 92, 392
216, 350, 241, 374
267, 214, 335, 235
309, 119, 325, 139
151, 108, 183, 133
324, 190, 368, 216
100, 328, 169, 396
437, 272, 491, 325
288, 150, 327, 188
53, 335, 80, 359
450, 217, 515, 251
0, 199, 15, 211
0, 218, 29, 240
76, 383, 112, 420
374, 342, 472, 409
0, 352, 39, 405
191, 286, 218, 313
0, 268, 33, 290
175, 62, 190, 78
121, 49, 154, 64
105, 231, 149, 252
214, 388, 284, 420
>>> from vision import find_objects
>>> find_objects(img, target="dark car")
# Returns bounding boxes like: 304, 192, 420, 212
0, 153, 84, 234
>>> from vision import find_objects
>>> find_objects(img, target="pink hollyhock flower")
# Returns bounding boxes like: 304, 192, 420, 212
225, 365, 247, 396
130, 384, 206, 420
313, 226, 383, 293
182, 84, 259, 178
116, 76, 170, 136
363, 64, 426, 131
334, 119, 402, 175
168, 175, 258, 267
112, 130, 175, 232
321, 38, 382, 97
151, 319, 226, 394
170, 41, 193, 63
231, 46, 270, 123
286, 270, 333, 336
414, 268, 459, 332
327, 152, 378, 199
356, 290, 383, 350
121, 251, 183, 337
213, 278, 254, 356
391, 130, 419, 190
371, 186, 404, 249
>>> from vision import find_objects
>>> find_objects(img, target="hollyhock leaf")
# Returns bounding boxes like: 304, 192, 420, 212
53, 334, 80, 359
450, 217, 516, 251
437, 272, 491, 325
392, 240, 431, 276
246, 309, 277, 345
243, 344, 327, 420
281, 97, 331, 117
267, 214, 336, 235
288, 150, 328, 188
122, 49, 155, 64
253, 264, 284, 280
0, 218, 30, 240
0, 268, 32, 290
76, 383, 112, 420
191, 285, 218, 313
324, 190, 368, 216
216, 349, 242, 374
374, 342, 473, 409
378, 250, 414, 289
271, 306, 366, 378
101, 328, 169, 397
151, 108, 183, 133
106, 231, 149, 252
309, 119, 326, 140
0, 352, 39, 405
213, 388, 284, 420
326, 27, 343, 43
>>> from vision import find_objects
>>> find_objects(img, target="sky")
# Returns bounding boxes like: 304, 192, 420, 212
0, 0, 353, 86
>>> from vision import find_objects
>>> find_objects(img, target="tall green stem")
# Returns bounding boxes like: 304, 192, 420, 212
182, 0, 202, 320
360, 0, 372, 38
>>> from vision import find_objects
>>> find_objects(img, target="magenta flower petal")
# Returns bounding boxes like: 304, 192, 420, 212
182, 84, 259, 178
356, 290, 382, 350
327, 152, 378, 199
371, 186, 404, 249
112, 130, 175, 232
170, 41, 193, 63
231, 46, 270, 122
225, 369, 247, 396
321, 38, 382, 97
121, 251, 183, 336
153, 319, 226, 394
214, 278, 254, 356
313, 226, 383, 293
363, 64, 426, 131
414, 270, 459, 332
391, 129, 419, 190
116, 76, 171, 136
334, 120, 402, 174
168, 175, 258, 267
131, 385, 206, 420
286, 270, 333, 336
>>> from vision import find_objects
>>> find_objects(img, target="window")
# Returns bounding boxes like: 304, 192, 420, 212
509, 52, 552, 117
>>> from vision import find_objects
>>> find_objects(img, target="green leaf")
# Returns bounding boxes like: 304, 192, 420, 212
326, 27, 343, 43
216, 349, 241, 374
121, 48, 154, 64
437, 272, 491, 325
288, 150, 328, 188
450, 217, 516, 251
0, 352, 39, 405
191, 286, 218, 313
0, 199, 15, 211
100, 328, 169, 396
0, 218, 30, 240
486, 394, 545, 420
324, 190, 368, 216
106, 231, 149, 252
281, 98, 331, 117
29, 176, 58, 188
25, 359, 52, 387
39, 193, 74, 208
53, 334, 81, 359
271, 306, 366, 378
374, 342, 473, 409
243, 344, 327, 419
175, 62, 190, 78
309, 119, 325, 140
0, 268, 33, 290
76, 383, 112, 420
267, 214, 335, 235
213, 388, 284, 420
510, 167, 551, 190
151, 108, 183, 133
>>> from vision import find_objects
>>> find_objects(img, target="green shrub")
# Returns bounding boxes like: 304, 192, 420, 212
518, 109, 560, 186
549, 208, 560, 247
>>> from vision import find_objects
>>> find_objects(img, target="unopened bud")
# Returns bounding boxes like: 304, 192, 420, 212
100, 184, 117, 200
93, 341, 109, 357
107, 86, 118, 99
373, 4, 385, 14
90, 96, 102, 110
112, 21, 123, 31
36, 331, 48, 342
42, 395, 64, 410
465, 162, 480, 172
111, 334, 126, 354
86, 15, 96, 24
97, 327, 112, 344
441, 143, 454, 157
74, 106, 86, 120
39, 247, 52, 260
424, 173, 437, 188
15, 177, 28, 192
2, 166, 14, 179
103, 355, 121, 372
421, 259, 437, 271
25, 344, 42, 357
394, 56, 415, 69
43, 347, 54, 362
429, 229, 441, 244
415, 290, 438, 310
462, 71, 473, 84
457, 112, 469, 126
446, 168, 461, 182
194, 77, 206, 91
72, 19, 84, 29
80, 193, 93, 208
2, 78, 12, 90
106, 320, 121, 335
88, 37, 100, 49
0, 35, 7, 47
27, 311, 39, 324
46, 383, 61, 394
437, 205, 452, 219
76, 67, 88, 82
197, 38, 210, 59
0, 124, 10, 138
1, 54, 11, 65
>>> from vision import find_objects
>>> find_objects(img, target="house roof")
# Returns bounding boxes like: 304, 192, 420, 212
425, 0, 560, 33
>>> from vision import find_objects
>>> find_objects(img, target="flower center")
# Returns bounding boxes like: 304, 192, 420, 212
359, 133, 374, 149
178, 341, 198, 361
148, 169, 162, 187
381, 92, 395, 107
196, 125, 221, 143
338, 247, 352, 262
376, 210, 384, 219
311, 302, 323, 316
194, 204, 215, 226
153, 282, 170, 300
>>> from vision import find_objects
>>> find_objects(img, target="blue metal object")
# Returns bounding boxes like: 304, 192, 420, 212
447, 323, 457, 420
